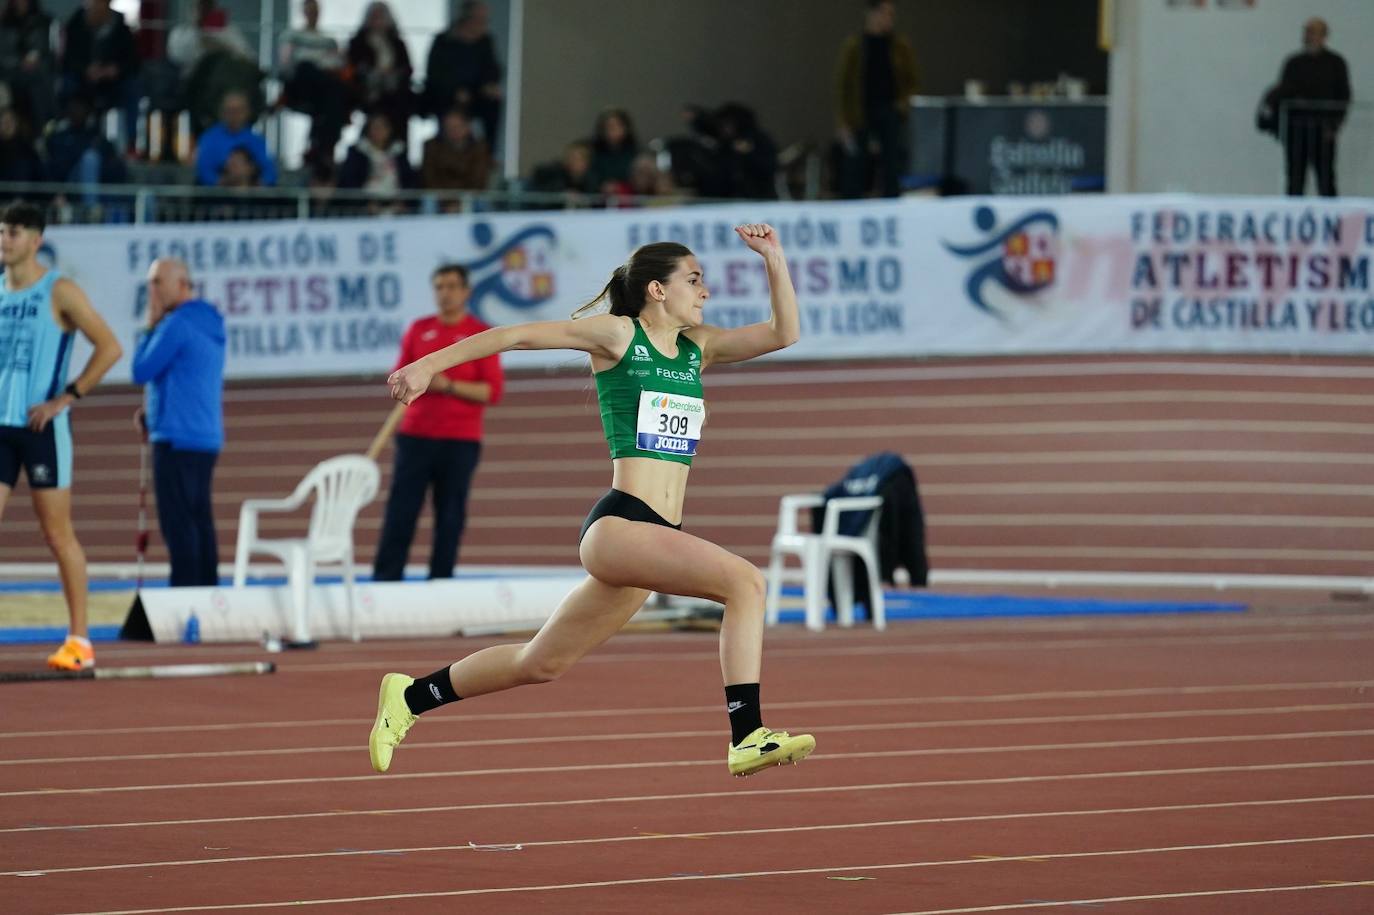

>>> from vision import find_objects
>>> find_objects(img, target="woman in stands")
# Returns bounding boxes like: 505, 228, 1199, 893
369, 223, 814, 778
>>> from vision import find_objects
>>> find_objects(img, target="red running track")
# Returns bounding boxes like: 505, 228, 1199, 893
2, 609, 1373, 913
3, 354, 1374, 576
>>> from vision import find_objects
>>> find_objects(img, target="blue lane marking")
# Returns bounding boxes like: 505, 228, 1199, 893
0, 625, 124, 644
773, 586, 1244, 622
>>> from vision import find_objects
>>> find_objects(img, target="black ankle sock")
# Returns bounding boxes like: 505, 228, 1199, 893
404, 666, 461, 715
725, 682, 763, 745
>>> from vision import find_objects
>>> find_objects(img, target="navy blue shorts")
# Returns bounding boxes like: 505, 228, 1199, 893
579, 489, 682, 543
0, 418, 72, 489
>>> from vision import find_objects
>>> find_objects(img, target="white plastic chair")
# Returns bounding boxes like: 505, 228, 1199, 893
764, 494, 887, 633
231, 455, 381, 644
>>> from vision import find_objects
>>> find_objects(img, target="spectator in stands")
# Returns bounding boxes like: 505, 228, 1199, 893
1274, 17, 1351, 197
373, 263, 503, 582
715, 102, 777, 199
306, 157, 338, 217
134, 0, 182, 162
626, 151, 675, 203
132, 257, 226, 588
529, 140, 595, 197
194, 90, 277, 187
43, 92, 127, 190
0, 0, 57, 132
421, 107, 491, 198
0, 107, 45, 183
170, 0, 263, 138
834, 0, 917, 198
338, 109, 418, 211
422, 0, 502, 145
279, 0, 349, 168
663, 104, 726, 197
347, 2, 414, 144
588, 108, 637, 195
59, 0, 140, 152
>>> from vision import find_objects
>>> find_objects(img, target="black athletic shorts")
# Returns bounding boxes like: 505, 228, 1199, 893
579, 488, 682, 543
0, 422, 71, 489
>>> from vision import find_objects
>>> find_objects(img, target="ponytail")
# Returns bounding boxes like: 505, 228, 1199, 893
571, 242, 693, 319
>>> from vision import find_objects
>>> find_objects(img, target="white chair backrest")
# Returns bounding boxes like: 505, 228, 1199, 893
299, 455, 381, 554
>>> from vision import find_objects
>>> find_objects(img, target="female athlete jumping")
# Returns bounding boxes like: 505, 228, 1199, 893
369, 223, 813, 777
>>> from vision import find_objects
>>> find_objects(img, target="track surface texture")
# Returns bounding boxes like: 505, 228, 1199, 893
5, 355, 1374, 575
3, 609, 1373, 913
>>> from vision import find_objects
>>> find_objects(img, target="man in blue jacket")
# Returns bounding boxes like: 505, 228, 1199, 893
193, 90, 278, 187
132, 258, 226, 587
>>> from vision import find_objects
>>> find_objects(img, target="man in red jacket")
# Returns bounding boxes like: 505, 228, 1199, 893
372, 264, 503, 580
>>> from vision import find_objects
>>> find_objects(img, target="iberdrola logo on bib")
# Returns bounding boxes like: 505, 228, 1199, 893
655, 395, 703, 413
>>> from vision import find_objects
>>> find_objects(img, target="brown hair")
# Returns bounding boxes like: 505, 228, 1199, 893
573, 242, 692, 318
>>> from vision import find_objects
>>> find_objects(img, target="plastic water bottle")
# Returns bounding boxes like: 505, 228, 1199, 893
183, 610, 201, 644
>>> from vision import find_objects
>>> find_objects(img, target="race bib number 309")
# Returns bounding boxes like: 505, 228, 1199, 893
635, 390, 704, 456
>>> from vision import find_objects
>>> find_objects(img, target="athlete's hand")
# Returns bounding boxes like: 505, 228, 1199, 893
27, 396, 69, 432
388, 361, 433, 405
736, 223, 782, 258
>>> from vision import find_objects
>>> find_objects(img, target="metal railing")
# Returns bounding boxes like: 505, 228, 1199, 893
0, 181, 740, 225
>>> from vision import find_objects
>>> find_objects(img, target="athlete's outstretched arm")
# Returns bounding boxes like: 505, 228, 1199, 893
388, 313, 630, 405
27, 279, 123, 431
692, 224, 800, 367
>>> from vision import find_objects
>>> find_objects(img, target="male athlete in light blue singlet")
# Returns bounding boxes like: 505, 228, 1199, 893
0, 201, 123, 670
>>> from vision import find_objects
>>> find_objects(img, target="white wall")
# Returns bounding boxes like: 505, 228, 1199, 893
1108, 0, 1374, 195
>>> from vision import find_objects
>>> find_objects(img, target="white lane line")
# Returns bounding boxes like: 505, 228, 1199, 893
6, 761, 1371, 836
4, 730, 1371, 799
887, 881, 1374, 914
6, 795, 1373, 878
58, 834, 1374, 914
5, 703, 1370, 768
3, 679, 1368, 741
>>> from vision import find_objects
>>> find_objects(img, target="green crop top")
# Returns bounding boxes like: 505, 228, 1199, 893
595, 319, 705, 466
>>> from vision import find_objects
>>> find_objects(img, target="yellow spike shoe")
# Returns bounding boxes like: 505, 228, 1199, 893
727, 727, 816, 777
368, 673, 418, 773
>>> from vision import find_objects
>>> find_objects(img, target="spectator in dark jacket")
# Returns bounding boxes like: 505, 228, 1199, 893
338, 110, 418, 204
346, 2, 414, 143
132, 257, 226, 588
422, 1, 502, 144
43, 92, 127, 190
834, 0, 918, 197
421, 107, 491, 196
715, 102, 777, 199
59, 0, 139, 148
0, 0, 57, 130
588, 108, 637, 194
1275, 17, 1351, 197
0, 106, 45, 183
528, 140, 594, 197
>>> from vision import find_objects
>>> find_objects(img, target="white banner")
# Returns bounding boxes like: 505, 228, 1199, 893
45, 195, 1374, 382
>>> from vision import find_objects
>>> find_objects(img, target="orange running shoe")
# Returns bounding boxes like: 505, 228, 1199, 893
46, 637, 95, 671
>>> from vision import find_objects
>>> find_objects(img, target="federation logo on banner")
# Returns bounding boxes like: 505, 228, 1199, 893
462, 221, 558, 321
942, 205, 1060, 320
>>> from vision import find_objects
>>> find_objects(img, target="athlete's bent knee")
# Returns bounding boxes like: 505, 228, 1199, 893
513, 647, 568, 685
727, 562, 766, 609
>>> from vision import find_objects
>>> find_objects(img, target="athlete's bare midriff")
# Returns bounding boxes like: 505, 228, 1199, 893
610, 457, 690, 525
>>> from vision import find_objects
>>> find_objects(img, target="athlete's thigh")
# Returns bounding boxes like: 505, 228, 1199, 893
523, 575, 651, 666
581, 517, 756, 605
29, 486, 74, 536
0, 482, 11, 520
